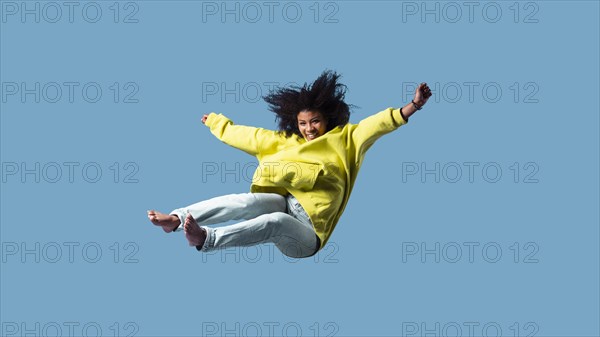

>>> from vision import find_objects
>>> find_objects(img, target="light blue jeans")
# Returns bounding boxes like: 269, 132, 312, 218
170, 193, 320, 258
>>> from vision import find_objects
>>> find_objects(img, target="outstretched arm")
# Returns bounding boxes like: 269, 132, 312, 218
398, 82, 432, 121
351, 82, 432, 154
202, 113, 283, 157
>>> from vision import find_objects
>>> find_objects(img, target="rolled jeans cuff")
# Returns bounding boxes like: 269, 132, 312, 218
197, 226, 215, 251
169, 209, 186, 232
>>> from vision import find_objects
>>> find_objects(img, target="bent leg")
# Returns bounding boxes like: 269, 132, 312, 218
170, 193, 286, 232
201, 212, 318, 258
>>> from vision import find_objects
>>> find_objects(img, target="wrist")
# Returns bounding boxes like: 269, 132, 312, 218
411, 99, 423, 110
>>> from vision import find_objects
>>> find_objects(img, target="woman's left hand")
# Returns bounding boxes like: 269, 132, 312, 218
414, 83, 432, 107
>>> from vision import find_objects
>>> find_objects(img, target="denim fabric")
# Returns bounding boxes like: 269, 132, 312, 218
170, 193, 319, 258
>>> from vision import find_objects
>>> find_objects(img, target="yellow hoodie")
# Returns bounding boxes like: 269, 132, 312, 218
205, 107, 407, 251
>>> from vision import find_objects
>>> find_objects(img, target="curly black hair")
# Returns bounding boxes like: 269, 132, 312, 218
263, 70, 352, 138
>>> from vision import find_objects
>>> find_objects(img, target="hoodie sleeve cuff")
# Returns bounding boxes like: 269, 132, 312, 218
204, 112, 220, 128
392, 107, 408, 126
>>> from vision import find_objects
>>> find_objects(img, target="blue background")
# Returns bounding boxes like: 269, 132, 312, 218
1, 1, 598, 336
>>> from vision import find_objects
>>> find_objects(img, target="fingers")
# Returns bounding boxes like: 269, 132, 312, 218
419, 82, 432, 99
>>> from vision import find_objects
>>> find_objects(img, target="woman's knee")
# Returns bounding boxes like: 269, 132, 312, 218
276, 239, 317, 259
264, 213, 317, 258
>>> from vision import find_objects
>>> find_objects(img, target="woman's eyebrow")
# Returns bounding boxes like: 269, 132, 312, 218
298, 117, 320, 123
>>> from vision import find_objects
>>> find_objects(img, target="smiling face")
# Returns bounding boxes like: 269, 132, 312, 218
297, 110, 328, 141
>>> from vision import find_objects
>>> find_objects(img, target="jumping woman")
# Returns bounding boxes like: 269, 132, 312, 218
148, 71, 432, 258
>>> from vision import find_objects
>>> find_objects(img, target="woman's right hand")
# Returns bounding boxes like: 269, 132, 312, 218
201, 114, 209, 124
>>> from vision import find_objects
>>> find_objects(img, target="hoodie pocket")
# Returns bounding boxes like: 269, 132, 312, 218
253, 161, 323, 191
281, 161, 323, 191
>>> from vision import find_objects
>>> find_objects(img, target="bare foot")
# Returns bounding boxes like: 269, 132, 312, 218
183, 213, 207, 248
147, 210, 181, 233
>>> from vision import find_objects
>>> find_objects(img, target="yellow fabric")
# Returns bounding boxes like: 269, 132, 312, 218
205, 107, 407, 250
